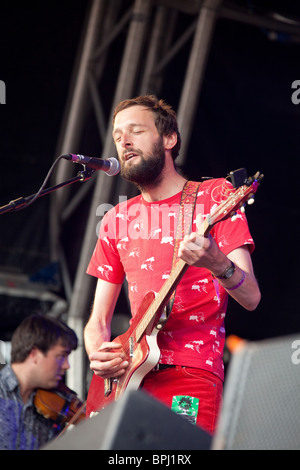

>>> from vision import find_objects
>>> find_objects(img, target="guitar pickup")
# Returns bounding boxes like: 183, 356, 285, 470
104, 378, 112, 397
129, 336, 134, 357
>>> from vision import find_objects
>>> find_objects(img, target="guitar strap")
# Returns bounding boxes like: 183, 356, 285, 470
165, 180, 202, 318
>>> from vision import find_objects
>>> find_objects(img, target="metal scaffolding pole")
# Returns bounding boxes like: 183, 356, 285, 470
177, 0, 223, 166
139, 4, 178, 96
50, 1, 129, 304
50, 0, 107, 261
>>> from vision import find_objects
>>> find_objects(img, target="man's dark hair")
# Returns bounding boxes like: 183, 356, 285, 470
11, 314, 77, 363
113, 95, 181, 161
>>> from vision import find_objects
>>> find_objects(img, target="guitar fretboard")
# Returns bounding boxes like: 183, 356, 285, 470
135, 216, 211, 342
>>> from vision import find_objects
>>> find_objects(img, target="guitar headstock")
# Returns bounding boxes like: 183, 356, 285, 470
209, 171, 264, 227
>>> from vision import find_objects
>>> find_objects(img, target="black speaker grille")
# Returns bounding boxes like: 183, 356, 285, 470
213, 335, 300, 450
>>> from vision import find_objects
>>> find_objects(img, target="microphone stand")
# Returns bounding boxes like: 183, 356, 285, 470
0, 168, 95, 215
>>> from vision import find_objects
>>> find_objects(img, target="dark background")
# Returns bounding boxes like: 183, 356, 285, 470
0, 0, 299, 345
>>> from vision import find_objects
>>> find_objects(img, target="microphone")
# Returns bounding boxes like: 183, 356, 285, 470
62, 153, 120, 176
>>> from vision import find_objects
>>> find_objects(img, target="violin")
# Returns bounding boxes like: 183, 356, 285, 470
34, 381, 86, 428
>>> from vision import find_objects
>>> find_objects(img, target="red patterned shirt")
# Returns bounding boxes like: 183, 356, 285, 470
87, 179, 254, 381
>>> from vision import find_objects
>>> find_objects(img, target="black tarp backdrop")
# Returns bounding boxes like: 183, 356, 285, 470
0, 1, 299, 341
0, 1, 89, 336
0, 1, 88, 270
186, 18, 300, 340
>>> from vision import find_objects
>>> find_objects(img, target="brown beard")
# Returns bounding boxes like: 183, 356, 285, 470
120, 138, 166, 191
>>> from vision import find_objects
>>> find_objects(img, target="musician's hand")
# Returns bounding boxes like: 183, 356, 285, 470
89, 341, 129, 379
178, 232, 228, 274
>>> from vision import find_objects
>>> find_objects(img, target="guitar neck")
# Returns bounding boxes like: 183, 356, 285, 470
135, 217, 211, 341
135, 258, 188, 341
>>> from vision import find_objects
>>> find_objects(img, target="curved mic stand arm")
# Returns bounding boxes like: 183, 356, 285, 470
0, 164, 95, 215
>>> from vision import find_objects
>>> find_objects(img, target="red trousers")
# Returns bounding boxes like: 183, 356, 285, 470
141, 366, 223, 435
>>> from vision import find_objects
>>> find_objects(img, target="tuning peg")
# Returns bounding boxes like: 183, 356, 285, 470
240, 204, 246, 213
247, 197, 255, 205
231, 213, 237, 222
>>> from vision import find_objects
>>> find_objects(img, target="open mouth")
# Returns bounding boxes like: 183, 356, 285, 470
124, 152, 139, 161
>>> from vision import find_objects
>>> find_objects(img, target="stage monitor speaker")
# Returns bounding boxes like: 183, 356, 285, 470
212, 334, 300, 450
44, 389, 211, 450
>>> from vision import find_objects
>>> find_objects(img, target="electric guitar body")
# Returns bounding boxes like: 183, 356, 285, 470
86, 290, 164, 416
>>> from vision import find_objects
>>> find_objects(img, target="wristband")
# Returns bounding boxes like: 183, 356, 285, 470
226, 270, 246, 291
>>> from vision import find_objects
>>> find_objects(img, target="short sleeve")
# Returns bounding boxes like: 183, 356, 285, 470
86, 210, 125, 284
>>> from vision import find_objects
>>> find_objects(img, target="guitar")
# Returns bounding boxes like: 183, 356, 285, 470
86, 172, 263, 417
